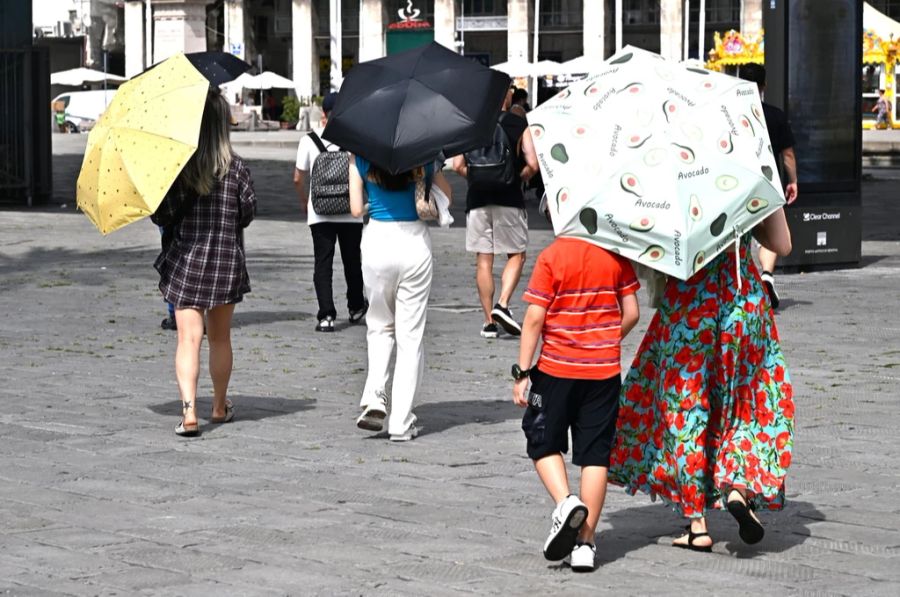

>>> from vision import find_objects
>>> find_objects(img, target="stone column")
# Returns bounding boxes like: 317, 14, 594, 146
124, 1, 144, 77
741, 0, 763, 37
223, 0, 246, 60
507, 0, 532, 62
292, 0, 319, 99
434, 0, 456, 51
358, 0, 384, 62
583, 0, 605, 59
659, 0, 683, 60
152, 0, 211, 63
329, 0, 342, 89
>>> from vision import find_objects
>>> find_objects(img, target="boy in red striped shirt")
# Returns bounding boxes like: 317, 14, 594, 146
512, 236, 640, 571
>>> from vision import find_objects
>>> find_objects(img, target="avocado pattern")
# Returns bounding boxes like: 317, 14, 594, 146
761, 165, 773, 181
556, 187, 570, 210
662, 100, 677, 123
692, 250, 706, 273
579, 208, 598, 234
572, 125, 589, 138
620, 172, 643, 197
746, 197, 768, 214
672, 143, 695, 164
718, 131, 733, 154
619, 82, 643, 95
689, 195, 702, 221
715, 175, 739, 191
739, 114, 755, 137
630, 216, 655, 231
751, 104, 765, 127
710, 213, 727, 236
610, 52, 633, 65
640, 245, 666, 262
531, 124, 545, 140
643, 148, 666, 167
584, 82, 601, 97
550, 143, 569, 164
626, 132, 652, 148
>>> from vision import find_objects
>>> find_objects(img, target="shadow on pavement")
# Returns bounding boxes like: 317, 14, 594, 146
148, 395, 316, 422
232, 309, 313, 328
590, 498, 823, 565
414, 399, 521, 436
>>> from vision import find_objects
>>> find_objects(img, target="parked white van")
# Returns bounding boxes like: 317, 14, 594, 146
51, 89, 117, 133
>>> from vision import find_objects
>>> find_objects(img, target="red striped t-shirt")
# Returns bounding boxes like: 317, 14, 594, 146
523, 238, 640, 380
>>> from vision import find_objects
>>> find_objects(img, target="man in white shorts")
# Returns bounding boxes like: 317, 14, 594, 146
453, 89, 539, 338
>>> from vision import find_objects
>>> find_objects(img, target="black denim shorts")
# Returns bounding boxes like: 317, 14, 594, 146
521, 368, 621, 467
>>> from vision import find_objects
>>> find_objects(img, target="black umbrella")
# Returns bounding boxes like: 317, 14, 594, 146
141, 52, 251, 86
184, 51, 252, 86
322, 42, 511, 174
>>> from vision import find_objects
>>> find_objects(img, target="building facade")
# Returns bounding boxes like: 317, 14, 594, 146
117, 0, 762, 98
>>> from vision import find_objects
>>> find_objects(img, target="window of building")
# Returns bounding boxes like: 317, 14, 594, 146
463, 0, 503, 15
623, 0, 660, 25
540, 0, 583, 28
869, 0, 900, 20
689, 0, 740, 25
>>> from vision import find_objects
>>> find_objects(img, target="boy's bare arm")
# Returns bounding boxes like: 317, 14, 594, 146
619, 293, 640, 339
513, 304, 547, 407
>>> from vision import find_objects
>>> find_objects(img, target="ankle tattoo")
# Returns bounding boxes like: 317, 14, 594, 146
182, 400, 194, 412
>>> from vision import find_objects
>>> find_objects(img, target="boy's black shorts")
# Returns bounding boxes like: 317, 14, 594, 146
521, 368, 620, 467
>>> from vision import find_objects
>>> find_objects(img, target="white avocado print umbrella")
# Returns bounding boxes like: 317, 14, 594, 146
527, 45, 785, 280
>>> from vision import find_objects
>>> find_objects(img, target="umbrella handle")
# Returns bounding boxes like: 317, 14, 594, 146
733, 226, 741, 292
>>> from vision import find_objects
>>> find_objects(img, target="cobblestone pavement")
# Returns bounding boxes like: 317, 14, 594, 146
0, 135, 898, 595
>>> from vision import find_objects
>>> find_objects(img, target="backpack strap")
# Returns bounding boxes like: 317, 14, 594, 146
308, 131, 329, 154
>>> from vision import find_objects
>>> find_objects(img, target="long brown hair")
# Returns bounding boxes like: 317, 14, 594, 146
366, 164, 425, 191
180, 87, 233, 196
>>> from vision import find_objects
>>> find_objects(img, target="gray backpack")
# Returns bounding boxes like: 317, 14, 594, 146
308, 132, 351, 215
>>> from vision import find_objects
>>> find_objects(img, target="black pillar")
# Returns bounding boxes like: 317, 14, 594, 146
763, 0, 863, 269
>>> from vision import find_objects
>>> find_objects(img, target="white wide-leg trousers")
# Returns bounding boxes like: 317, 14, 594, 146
359, 219, 433, 435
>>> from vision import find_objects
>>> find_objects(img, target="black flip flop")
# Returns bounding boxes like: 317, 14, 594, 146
727, 496, 765, 544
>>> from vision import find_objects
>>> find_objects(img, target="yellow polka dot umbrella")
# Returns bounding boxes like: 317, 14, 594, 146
76, 53, 209, 234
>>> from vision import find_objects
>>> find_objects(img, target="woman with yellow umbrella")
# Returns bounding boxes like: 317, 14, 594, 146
150, 87, 256, 437
77, 54, 257, 437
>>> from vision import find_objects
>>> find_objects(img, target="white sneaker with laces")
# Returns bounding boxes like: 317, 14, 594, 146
569, 543, 596, 572
389, 425, 419, 442
542, 495, 588, 561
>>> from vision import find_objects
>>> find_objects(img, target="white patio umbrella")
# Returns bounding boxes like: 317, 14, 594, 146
240, 71, 296, 89
561, 55, 599, 74
492, 59, 534, 77
532, 60, 566, 76
50, 67, 127, 86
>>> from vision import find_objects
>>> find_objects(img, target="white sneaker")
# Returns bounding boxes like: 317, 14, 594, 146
760, 271, 780, 309
389, 425, 419, 442
569, 543, 596, 572
357, 391, 387, 431
542, 495, 588, 561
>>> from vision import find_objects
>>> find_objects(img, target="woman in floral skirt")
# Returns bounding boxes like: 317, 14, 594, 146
610, 209, 794, 551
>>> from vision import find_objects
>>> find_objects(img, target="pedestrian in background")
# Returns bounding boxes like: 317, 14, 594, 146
453, 87, 539, 339
874, 88, 892, 129
349, 156, 451, 442
294, 92, 367, 332
513, 235, 640, 571
152, 87, 257, 437
610, 209, 794, 551
739, 64, 798, 309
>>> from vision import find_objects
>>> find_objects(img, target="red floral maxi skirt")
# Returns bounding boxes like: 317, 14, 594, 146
609, 239, 794, 518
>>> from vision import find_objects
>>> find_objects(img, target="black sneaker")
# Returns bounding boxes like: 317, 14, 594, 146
760, 271, 780, 310
491, 303, 522, 336
349, 300, 369, 324
161, 316, 177, 331
480, 323, 499, 339
315, 315, 335, 332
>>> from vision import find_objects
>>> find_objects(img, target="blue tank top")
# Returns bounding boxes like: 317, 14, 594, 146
356, 156, 433, 222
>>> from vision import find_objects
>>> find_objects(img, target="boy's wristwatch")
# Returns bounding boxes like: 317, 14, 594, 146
511, 364, 531, 380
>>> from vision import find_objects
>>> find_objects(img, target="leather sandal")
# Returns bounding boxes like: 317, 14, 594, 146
175, 419, 200, 437
727, 490, 764, 544
210, 400, 234, 424
673, 525, 713, 553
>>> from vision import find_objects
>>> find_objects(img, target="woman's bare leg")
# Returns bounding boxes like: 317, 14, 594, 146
672, 516, 713, 548
206, 303, 235, 419
174, 308, 205, 425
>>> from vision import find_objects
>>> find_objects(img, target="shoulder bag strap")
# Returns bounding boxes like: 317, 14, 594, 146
308, 131, 329, 154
